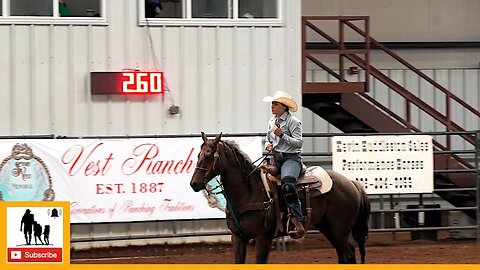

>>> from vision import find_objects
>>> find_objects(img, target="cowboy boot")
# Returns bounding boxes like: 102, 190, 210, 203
289, 217, 306, 239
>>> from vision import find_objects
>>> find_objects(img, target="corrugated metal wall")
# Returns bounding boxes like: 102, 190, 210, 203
303, 69, 480, 152
1, 1, 478, 145
0, 0, 302, 137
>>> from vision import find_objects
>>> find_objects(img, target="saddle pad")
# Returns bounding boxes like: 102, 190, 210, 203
298, 166, 333, 194
262, 166, 333, 195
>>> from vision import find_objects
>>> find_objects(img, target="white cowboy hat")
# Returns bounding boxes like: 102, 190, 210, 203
262, 91, 298, 112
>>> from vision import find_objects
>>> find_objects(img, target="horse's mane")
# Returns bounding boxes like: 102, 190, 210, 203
222, 140, 256, 176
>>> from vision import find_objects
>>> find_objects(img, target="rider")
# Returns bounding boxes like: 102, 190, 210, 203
262, 90, 306, 239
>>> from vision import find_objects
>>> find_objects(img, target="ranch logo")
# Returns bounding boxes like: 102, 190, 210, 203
203, 176, 226, 212
0, 143, 55, 201
6, 206, 65, 263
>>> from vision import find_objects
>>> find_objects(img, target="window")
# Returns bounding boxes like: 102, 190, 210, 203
192, 0, 230, 19
0, 0, 105, 24
11, 0, 53, 16
145, 0, 183, 18
239, 0, 277, 18
142, 0, 282, 26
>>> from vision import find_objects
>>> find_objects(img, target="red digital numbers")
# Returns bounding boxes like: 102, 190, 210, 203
122, 72, 164, 94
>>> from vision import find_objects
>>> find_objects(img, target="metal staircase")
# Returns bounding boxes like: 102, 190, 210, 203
302, 16, 480, 219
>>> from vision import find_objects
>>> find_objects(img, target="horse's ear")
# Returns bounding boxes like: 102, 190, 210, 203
213, 132, 222, 146
201, 132, 208, 144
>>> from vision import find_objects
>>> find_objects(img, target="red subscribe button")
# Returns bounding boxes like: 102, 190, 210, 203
7, 248, 63, 263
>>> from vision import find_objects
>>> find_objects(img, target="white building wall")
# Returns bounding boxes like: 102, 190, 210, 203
302, 0, 480, 69
0, 0, 302, 137
1, 0, 477, 140
303, 0, 480, 42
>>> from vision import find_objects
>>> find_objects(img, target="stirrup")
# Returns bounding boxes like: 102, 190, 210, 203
288, 224, 305, 239
288, 217, 306, 240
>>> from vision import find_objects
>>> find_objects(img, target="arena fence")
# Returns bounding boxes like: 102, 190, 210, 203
0, 131, 478, 248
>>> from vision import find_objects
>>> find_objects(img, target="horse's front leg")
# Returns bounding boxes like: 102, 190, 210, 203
231, 234, 248, 263
254, 236, 273, 264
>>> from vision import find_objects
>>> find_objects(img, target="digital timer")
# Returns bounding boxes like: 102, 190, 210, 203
90, 71, 165, 95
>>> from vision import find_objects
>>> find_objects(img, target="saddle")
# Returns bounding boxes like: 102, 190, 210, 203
260, 163, 333, 239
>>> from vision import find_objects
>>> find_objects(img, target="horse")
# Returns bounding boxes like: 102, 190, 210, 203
190, 132, 370, 264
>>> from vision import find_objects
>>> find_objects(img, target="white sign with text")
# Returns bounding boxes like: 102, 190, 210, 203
332, 135, 434, 194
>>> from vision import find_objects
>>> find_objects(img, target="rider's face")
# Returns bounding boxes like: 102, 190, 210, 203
271, 101, 286, 117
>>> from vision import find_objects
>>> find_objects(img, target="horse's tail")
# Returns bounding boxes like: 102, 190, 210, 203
351, 181, 370, 264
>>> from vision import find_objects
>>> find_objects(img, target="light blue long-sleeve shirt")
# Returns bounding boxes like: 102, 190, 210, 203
265, 111, 303, 153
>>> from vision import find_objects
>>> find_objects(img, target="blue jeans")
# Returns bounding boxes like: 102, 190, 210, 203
274, 153, 305, 222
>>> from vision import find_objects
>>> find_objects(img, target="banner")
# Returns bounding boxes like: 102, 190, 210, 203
332, 135, 434, 195
0, 137, 262, 223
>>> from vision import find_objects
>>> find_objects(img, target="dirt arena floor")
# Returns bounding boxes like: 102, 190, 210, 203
71, 231, 479, 264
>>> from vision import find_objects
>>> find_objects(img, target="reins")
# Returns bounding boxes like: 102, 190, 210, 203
201, 141, 273, 233
245, 153, 270, 178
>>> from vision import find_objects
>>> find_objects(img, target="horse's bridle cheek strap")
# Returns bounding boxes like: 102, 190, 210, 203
203, 151, 221, 185
209, 151, 221, 176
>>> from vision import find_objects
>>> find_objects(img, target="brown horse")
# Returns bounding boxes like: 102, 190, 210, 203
190, 132, 370, 264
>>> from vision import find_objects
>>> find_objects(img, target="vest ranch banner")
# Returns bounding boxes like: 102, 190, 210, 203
0, 137, 262, 223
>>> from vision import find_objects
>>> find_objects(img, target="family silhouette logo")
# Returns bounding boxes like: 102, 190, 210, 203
2, 202, 70, 264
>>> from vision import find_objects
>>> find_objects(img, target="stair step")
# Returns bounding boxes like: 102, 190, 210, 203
350, 128, 376, 133
449, 193, 475, 206
334, 117, 357, 123
434, 182, 456, 189
451, 193, 473, 198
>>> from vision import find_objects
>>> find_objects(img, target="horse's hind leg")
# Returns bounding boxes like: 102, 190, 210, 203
319, 225, 356, 264
254, 236, 273, 264
231, 234, 248, 264
333, 238, 356, 264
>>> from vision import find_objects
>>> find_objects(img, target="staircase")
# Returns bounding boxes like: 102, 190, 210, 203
302, 16, 480, 220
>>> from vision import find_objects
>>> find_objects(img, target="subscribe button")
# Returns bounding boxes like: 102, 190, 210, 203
7, 248, 63, 263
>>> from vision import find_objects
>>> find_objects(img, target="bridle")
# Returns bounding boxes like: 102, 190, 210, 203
194, 143, 222, 188
195, 141, 269, 195
193, 138, 274, 234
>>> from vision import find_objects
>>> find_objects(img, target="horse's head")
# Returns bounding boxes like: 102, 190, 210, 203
190, 132, 222, 192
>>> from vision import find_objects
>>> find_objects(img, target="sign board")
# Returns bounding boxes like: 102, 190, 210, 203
332, 135, 434, 194
90, 71, 165, 95
0, 137, 262, 223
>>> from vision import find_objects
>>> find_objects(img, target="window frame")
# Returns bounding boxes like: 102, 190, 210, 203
138, 0, 284, 27
0, 0, 107, 25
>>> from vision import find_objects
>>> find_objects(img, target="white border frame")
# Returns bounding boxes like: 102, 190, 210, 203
0, 0, 107, 25
138, 0, 284, 27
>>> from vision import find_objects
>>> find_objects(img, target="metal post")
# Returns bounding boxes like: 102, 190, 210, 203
379, 195, 385, 229
475, 130, 480, 243
418, 194, 424, 226
390, 194, 397, 240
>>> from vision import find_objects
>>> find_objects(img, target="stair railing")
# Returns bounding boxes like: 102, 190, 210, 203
302, 16, 480, 150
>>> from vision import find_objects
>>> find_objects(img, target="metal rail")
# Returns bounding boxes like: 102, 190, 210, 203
1, 131, 477, 244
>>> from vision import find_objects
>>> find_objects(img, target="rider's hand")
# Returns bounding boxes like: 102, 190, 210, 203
265, 143, 273, 152
272, 125, 283, 137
